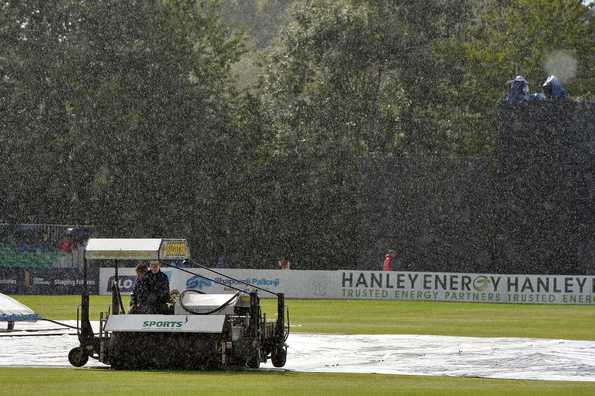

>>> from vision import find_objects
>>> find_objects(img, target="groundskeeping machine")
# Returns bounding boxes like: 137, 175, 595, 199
68, 238, 289, 369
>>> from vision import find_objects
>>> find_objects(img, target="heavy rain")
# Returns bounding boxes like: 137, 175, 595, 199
3, 321, 595, 382
1, 0, 594, 394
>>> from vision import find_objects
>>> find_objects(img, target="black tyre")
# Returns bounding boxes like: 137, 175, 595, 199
68, 347, 89, 367
271, 346, 287, 367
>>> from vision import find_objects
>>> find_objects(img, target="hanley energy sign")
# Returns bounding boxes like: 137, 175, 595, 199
341, 271, 595, 304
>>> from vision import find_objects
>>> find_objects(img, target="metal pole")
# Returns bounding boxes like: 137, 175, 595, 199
80, 256, 93, 343
276, 293, 285, 340
112, 261, 119, 315
83, 256, 87, 291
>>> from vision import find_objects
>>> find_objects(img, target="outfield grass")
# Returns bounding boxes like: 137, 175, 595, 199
13, 294, 595, 340
1, 368, 595, 396
3, 295, 595, 395
266, 298, 595, 340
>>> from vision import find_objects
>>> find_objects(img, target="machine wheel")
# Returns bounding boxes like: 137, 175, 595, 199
271, 345, 287, 368
68, 347, 89, 367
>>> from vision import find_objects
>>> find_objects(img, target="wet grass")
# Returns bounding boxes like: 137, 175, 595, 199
1, 368, 594, 396
11, 294, 121, 322
261, 298, 595, 340
4, 295, 595, 394
13, 295, 595, 340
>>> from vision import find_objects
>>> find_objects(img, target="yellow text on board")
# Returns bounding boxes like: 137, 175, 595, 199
163, 241, 186, 257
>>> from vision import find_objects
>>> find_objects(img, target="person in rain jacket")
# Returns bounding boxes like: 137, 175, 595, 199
278, 256, 291, 270
506, 75, 530, 104
383, 250, 398, 271
542, 75, 566, 100
506, 74, 567, 104
129, 262, 148, 314
144, 261, 170, 314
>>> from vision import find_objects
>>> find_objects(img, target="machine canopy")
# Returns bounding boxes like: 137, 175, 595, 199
85, 238, 190, 261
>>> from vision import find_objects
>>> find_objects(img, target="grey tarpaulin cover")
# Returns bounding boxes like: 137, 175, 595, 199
0, 293, 39, 322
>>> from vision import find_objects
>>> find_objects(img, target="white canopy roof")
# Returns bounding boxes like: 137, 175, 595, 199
0, 293, 39, 322
85, 238, 190, 261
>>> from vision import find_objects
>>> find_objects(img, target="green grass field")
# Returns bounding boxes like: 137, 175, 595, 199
14, 294, 595, 340
2, 368, 595, 396
2, 295, 595, 395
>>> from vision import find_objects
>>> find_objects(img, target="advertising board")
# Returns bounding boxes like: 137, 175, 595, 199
0, 268, 98, 294
99, 268, 595, 305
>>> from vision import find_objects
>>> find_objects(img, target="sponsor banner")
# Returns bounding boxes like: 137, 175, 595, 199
104, 314, 225, 333
0, 269, 18, 294
99, 268, 595, 305
0, 268, 98, 294
100, 268, 332, 298
340, 271, 595, 305
100, 268, 175, 294
173, 268, 333, 298
31, 268, 98, 295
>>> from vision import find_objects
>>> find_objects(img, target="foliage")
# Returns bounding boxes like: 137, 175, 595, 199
0, 0, 593, 269
219, 0, 294, 49
456, 0, 595, 146
262, 0, 473, 156
258, 0, 476, 268
0, 0, 246, 260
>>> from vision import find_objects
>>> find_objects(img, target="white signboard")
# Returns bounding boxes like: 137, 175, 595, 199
99, 268, 595, 305
169, 268, 331, 299
338, 271, 595, 305
104, 314, 225, 333
99, 268, 176, 295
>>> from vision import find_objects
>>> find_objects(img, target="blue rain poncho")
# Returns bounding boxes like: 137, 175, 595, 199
543, 75, 567, 99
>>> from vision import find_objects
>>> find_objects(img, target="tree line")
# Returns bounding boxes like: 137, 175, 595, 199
1, 0, 593, 269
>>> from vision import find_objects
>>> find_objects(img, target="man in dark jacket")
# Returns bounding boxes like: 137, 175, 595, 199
144, 261, 170, 314
129, 262, 148, 314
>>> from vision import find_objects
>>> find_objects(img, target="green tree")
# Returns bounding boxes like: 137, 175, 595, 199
256, 0, 472, 267
454, 0, 595, 151
0, 0, 85, 222
0, 0, 247, 264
